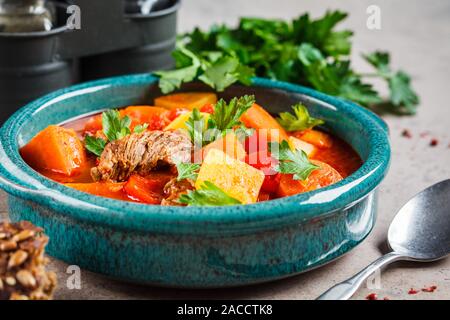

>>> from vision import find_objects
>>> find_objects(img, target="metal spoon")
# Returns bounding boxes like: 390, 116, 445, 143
317, 179, 450, 300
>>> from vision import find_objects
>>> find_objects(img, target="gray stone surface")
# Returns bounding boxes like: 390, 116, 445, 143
1, 0, 449, 300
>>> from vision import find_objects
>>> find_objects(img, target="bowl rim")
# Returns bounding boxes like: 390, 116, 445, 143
0, 75, 390, 235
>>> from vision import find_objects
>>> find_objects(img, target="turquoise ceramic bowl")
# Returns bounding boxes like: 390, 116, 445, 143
0, 75, 390, 288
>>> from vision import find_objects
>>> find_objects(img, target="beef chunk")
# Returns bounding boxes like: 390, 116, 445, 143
92, 130, 192, 182
161, 178, 195, 206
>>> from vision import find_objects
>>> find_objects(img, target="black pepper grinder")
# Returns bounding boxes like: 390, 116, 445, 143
0, 0, 55, 33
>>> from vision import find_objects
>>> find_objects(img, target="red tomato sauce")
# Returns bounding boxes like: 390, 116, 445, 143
311, 137, 362, 178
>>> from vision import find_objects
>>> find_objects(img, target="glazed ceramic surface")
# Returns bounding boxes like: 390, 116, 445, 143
0, 75, 390, 287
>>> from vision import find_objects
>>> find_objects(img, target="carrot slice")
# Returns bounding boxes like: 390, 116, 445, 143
293, 129, 333, 149
121, 106, 170, 130
277, 160, 343, 197
257, 192, 271, 202
240, 103, 289, 142
20, 125, 87, 176
199, 103, 215, 114
84, 106, 170, 134
124, 173, 173, 204
66, 182, 129, 201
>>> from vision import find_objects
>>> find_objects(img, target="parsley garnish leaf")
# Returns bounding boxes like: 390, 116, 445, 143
84, 135, 107, 157
133, 123, 148, 134
277, 104, 324, 132
209, 95, 255, 131
186, 108, 207, 147
102, 109, 132, 142
176, 162, 201, 182
270, 140, 319, 181
85, 109, 136, 156
179, 181, 242, 206
184, 96, 255, 147
234, 125, 255, 141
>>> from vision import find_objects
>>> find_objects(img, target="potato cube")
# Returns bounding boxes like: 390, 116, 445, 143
155, 92, 217, 110
164, 111, 210, 131
296, 129, 333, 149
196, 149, 265, 204
240, 103, 289, 142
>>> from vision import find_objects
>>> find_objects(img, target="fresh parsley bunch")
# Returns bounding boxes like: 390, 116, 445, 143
154, 46, 254, 94
156, 11, 419, 114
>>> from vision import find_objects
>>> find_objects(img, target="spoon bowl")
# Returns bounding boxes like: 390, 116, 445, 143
388, 179, 450, 261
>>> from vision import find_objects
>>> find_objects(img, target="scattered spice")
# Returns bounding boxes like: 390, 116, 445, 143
366, 293, 378, 300
401, 129, 412, 138
421, 285, 437, 293
430, 139, 439, 147
0, 221, 57, 300
420, 131, 430, 138
408, 288, 419, 295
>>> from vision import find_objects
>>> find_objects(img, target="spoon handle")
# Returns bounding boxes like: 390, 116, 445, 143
316, 252, 405, 300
